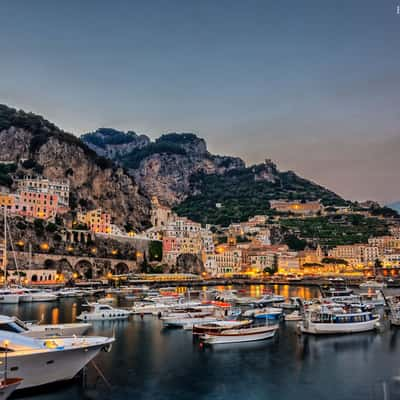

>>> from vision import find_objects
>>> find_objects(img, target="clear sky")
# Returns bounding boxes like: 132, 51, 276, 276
1, 0, 399, 203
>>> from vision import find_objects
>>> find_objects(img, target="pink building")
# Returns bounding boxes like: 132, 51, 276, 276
15, 191, 59, 220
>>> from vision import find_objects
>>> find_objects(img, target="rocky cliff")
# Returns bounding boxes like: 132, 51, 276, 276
82, 131, 244, 205
0, 105, 150, 230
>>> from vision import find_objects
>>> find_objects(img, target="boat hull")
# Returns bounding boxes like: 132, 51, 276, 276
202, 327, 277, 344
5, 343, 107, 389
300, 317, 380, 334
0, 378, 23, 399
0, 295, 19, 304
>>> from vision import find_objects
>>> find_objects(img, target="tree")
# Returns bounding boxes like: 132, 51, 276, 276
284, 234, 307, 251
149, 241, 162, 262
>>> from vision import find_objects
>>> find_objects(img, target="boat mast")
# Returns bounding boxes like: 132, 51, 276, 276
3, 206, 6, 287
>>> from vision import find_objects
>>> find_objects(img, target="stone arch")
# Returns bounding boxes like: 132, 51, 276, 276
58, 258, 74, 278
114, 262, 129, 275
74, 259, 94, 280
31, 274, 38, 282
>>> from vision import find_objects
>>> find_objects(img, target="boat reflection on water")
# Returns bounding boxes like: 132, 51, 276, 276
296, 331, 378, 361
198, 336, 277, 353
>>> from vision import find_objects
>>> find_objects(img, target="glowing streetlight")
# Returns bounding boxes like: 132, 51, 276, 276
40, 243, 49, 251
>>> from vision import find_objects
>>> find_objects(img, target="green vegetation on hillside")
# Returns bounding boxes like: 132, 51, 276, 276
0, 163, 17, 187
174, 169, 348, 226
280, 215, 389, 247
82, 128, 140, 149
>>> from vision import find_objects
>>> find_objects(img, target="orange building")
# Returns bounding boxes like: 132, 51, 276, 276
16, 191, 59, 220
77, 208, 111, 234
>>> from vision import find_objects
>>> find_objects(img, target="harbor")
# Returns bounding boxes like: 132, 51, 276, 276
0, 284, 398, 399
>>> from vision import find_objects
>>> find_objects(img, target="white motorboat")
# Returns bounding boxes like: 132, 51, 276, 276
359, 280, 387, 289
284, 311, 303, 321
57, 288, 85, 298
243, 307, 283, 320
201, 325, 278, 344
280, 297, 301, 310
77, 303, 131, 321
0, 315, 91, 338
299, 305, 380, 334
0, 330, 114, 389
250, 294, 285, 306
0, 378, 23, 399
0, 290, 20, 304
163, 315, 218, 329
29, 289, 58, 302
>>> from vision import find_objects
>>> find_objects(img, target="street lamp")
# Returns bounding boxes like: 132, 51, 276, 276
40, 243, 49, 251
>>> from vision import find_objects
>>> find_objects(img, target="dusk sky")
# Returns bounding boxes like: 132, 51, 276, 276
1, 0, 399, 204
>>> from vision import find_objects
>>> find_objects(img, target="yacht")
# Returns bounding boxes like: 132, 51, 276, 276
0, 315, 91, 338
57, 288, 85, 298
163, 315, 218, 329
299, 305, 380, 334
201, 325, 278, 344
249, 294, 285, 306
77, 303, 131, 321
0, 330, 114, 389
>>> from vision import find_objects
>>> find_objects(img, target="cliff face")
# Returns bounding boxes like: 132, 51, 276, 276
0, 105, 150, 230
82, 131, 245, 206
81, 128, 150, 159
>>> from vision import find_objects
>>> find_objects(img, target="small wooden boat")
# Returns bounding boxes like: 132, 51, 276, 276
201, 325, 278, 344
192, 320, 252, 335
0, 378, 23, 399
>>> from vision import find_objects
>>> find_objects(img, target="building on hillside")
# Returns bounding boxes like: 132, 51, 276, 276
328, 244, 380, 266
0, 193, 15, 212
368, 236, 400, 251
204, 246, 242, 275
150, 196, 176, 228
16, 192, 59, 220
16, 176, 70, 207
270, 200, 322, 215
389, 226, 400, 239
77, 208, 111, 234
277, 252, 300, 274
382, 252, 400, 268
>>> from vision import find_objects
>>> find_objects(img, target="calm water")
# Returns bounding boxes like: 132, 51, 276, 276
3, 285, 400, 400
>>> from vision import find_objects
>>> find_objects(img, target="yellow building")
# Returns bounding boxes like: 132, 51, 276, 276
77, 208, 111, 234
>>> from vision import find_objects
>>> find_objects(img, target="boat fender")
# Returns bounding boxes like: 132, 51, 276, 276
102, 343, 113, 353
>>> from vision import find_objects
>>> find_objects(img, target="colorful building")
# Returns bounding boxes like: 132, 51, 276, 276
77, 208, 111, 234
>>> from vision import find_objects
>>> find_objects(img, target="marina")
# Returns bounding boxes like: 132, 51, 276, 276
0, 284, 398, 399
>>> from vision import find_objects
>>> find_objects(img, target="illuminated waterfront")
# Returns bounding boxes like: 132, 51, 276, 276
2, 285, 400, 400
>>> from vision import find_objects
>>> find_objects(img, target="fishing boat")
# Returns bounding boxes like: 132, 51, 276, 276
0, 330, 114, 389
0, 378, 23, 399
243, 307, 283, 320
77, 303, 131, 321
0, 315, 91, 338
299, 305, 380, 334
192, 320, 252, 335
359, 280, 387, 289
201, 325, 278, 344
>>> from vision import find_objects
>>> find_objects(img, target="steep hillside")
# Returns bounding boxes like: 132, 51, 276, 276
83, 131, 245, 205
174, 161, 349, 226
0, 105, 150, 230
